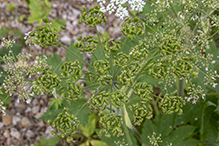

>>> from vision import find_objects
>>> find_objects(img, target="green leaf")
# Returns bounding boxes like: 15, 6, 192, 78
39, 99, 91, 127
66, 42, 84, 68
175, 95, 219, 144
101, 131, 137, 146
50, 18, 66, 32
136, 74, 159, 87
0, 88, 10, 105
46, 53, 63, 75
141, 113, 199, 146
80, 114, 97, 138
47, 137, 60, 146
0, 66, 7, 84
49, 98, 63, 110
163, 125, 199, 146
90, 44, 105, 61
27, 0, 52, 25
90, 140, 108, 146
2, 43, 23, 57
39, 136, 47, 145
34, 136, 60, 146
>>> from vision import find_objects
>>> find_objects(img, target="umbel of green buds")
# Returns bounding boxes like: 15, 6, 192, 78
78, 5, 107, 27
159, 95, 185, 115
26, 18, 66, 47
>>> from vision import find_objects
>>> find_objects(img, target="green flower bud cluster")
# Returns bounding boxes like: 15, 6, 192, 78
49, 108, 80, 138
101, 38, 122, 58
129, 100, 153, 126
78, 5, 107, 27
34, 67, 61, 93
60, 60, 83, 81
171, 57, 193, 77
74, 35, 99, 54
62, 83, 83, 101
121, 17, 144, 40
114, 52, 130, 67
134, 82, 153, 100
158, 34, 181, 56
28, 18, 65, 47
111, 90, 128, 108
149, 60, 170, 79
88, 91, 109, 110
97, 74, 113, 86
94, 59, 111, 74
125, 61, 141, 75
88, 90, 128, 110
118, 70, 133, 86
159, 95, 185, 115
99, 112, 123, 137
130, 41, 149, 61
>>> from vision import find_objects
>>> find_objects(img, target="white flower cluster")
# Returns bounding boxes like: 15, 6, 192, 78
1, 37, 15, 49
24, 31, 39, 46
87, 0, 146, 20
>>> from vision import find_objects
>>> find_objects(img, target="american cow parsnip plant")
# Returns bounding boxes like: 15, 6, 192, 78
0, 0, 219, 145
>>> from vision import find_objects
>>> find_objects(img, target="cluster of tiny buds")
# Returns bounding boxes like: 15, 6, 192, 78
147, 132, 162, 146
24, 31, 39, 46
1, 37, 15, 49
0, 101, 6, 116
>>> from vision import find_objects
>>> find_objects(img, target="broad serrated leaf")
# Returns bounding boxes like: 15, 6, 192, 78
39, 99, 90, 127
141, 113, 198, 146
46, 53, 63, 75
163, 125, 199, 146
176, 95, 219, 143
100, 131, 137, 146
66, 42, 84, 68
49, 98, 63, 110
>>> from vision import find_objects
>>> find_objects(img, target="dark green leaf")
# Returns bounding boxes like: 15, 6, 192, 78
39, 99, 90, 127
66, 42, 84, 68
46, 53, 63, 75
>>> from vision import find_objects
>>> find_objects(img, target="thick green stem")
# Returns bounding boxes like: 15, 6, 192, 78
177, 78, 185, 97
121, 106, 133, 146
120, 86, 145, 145
152, 99, 159, 116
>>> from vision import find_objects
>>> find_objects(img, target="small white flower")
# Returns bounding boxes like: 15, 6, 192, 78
202, 94, 205, 99
205, 67, 208, 71
30, 92, 35, 96
26, 98, 31, 104
115, 5, 129, 20
192, 100, 196, 104
212, 60, 216, 64
212, 83, 218, 88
